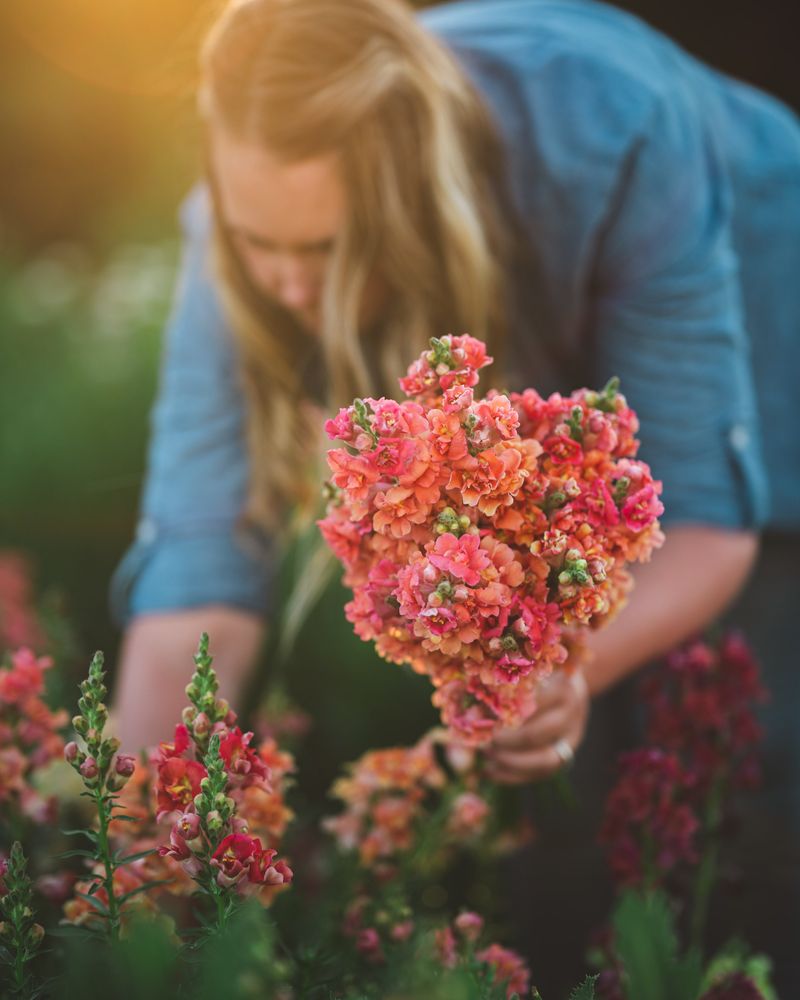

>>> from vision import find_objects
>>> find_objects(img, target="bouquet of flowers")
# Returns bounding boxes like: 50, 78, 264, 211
319, 335, 664, 744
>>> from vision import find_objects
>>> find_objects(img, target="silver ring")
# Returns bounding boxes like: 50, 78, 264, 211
553, 738, 574, 768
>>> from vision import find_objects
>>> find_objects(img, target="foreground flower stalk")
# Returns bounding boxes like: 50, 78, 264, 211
0, 842, 44, 999
156, 635, 293, 939
63, 651, 138, 941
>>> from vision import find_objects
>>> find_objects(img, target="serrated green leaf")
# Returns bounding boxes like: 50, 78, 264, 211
613, 890, 703, 1000
568, 974, 598, 1000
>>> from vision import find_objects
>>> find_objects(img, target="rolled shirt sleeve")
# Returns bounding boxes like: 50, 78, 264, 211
589, 83, 770, 528
110, 186, 276, 626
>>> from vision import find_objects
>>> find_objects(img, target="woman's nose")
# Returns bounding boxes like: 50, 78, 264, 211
273, 254, 320, 312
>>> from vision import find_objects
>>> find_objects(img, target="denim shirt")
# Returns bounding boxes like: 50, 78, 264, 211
111, 0, 800, 625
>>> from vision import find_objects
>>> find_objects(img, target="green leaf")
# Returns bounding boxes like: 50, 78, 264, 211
568, 975, 598, 1000
76, 890, 109, 916
61, 827, 98, 841
107, 814, 141, 823
613, 890, 703, 1000
57, 849, 99, 861
117, 879, 173, 903
113, 848, 157, 865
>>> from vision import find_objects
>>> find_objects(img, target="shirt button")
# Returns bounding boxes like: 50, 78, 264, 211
728, 424, 750, 451
136, 518, 158, 544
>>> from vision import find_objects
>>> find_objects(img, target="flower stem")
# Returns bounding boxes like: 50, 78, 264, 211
94, 789, 120, 940
689, 778, 724, 953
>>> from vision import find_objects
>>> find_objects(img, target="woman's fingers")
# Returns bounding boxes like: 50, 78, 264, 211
484, 744, 566, 783
489, 707, 570, 752
485, 667, 591, 784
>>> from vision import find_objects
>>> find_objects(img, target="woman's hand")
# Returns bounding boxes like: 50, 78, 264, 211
484, 668, 590, 784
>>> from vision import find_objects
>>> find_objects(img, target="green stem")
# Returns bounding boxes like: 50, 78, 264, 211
689, 778, 724, 954
94, 789, 120, 941
13, 942, 26, 996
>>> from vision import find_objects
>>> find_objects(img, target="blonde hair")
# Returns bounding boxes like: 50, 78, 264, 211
199, 0, 514, 533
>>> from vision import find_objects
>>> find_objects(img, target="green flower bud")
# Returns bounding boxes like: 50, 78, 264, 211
205, 810, 224, 833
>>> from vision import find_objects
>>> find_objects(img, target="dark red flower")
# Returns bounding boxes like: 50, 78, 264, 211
599, 748, 699, 888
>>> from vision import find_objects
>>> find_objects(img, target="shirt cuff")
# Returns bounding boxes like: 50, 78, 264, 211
110, 519, 275, 627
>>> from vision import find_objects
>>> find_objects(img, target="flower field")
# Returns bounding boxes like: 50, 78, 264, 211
0, 336, 778, 998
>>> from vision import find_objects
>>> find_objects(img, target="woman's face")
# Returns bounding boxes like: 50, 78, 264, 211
210, 127, 385, 336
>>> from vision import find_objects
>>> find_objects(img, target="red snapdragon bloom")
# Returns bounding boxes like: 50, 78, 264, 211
210, 833, 293, 890
210, 833, 262, 888
156, 757, 207, 819
218, 727, 271, 789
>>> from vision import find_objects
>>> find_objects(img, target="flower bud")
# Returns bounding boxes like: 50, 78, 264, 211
454, 910, 484, 943
182, 706, 197, 727
193, 713, 211, 737
28, 923, 45, 945
205, 810, 224, 833
72, 716, 89, 736
64, 741, 80, 764
79, 757, 99, 780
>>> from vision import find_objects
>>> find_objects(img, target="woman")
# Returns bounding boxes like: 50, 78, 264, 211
110, 0, 799, 988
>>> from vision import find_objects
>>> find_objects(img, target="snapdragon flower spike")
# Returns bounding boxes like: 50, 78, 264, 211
62, 651, 147, 940
63, 652, 132, 795
0, 842, 45, 996
640, 630, 767, 796
182, 633, 235, 756
159, 734, 293, 899
195, 733, 235, 848
599, 748, 699, 889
